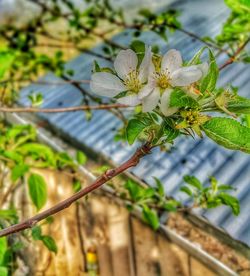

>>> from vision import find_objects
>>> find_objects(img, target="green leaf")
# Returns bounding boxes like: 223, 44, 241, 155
153, 177, 165, 197
245, 114, 250, 127
126, 119, 147, 145
0, 237, 7, 265
202, 117, 250, 153
130, 40, 145, 64
17, 143, 56, 167
41, 236, 58, 254
56, 152, 75, 168
11, 164, 29, 181
1, 150, 23, 164
93, 60, 101, 72
162, 118, 180, 142
180, 186, 193, 196
218, 184, 235, 191
225, 0, 250, 13
217, 193, 240, 215
73, 180, 81, 192
124, 180, 145, 202
142, 206, 160, 230
183, 175, 202, 190
32, 226, 42, 241
76, 151, 87, 165
200, 50, 218, 93
188, 46, 208, 65
0, 267, 8, 276
28, 93, 43, 107
227, 96, 250, 114
6, 125, 35, 141
0, 50, 15, 79
0, 210, 17, 220
163, 200, 180, 212
28, 173, 47, 210
143, 188, 155, 199
170, 89, 199, 108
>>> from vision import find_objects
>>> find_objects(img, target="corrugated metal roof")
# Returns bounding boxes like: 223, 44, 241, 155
18, 0, 250, 248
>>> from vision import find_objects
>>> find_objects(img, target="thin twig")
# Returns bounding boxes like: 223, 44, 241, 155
0, 79, 90, 86
0, 143, 152, 237
0, 104, 128, 113
219, 37, 250, 70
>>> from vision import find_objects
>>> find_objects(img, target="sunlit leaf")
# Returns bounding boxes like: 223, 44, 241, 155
28, 173, 47, 210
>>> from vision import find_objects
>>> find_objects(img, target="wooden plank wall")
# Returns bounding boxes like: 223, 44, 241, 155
14, 169, 217, 276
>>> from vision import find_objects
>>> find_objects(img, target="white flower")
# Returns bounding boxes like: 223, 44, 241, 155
138, 49, 208, 115
90, 47, 152, 107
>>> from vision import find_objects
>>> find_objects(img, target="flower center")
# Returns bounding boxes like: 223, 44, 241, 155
124, 70, 142, 93
155, 70, 171, 89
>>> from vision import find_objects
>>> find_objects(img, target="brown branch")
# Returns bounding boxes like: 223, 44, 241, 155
219, 37, 250, 70
0, 104, 128, 113
0, 143, 152, 237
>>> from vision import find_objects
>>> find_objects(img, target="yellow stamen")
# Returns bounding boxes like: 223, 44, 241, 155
124, 70, 142, 93
155, 70, 171, 89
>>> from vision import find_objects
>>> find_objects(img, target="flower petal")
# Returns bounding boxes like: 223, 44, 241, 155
159, 89, 179, 116
138, 46, 152, 83
90, 72, 126, 97
161, 49, 182, 74
170, 65, 202, 87
197, 62, 209, 77
117, 94, 141, 106
142, 87, 160, 112
138, 82, 155, 100
114, 49, 138, 80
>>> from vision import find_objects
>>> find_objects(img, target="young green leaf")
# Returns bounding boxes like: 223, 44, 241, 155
180, 186, 193, 196
17, 143, 56, 167
202, 117, 250, 153
227, 96, 250, 114
73, 180, 81, 192
0, 237, 7, 265
142, 205, 160, 230
76, 151, 87, 165
0, 210, 17, 221
153, 177, 165, 197
130, 40, 145, 63
11, 164, 29, 182
200, 50, 218, 93
28, 173, 47, 210
217, 193, 240, 215
31, 226, 42, 241
0, 267, 7, 276
170, 89, 199, 108
188, 46, 208, 65
183, 175, 202, 190
124, 179, 145, 202
41, 236, 58, 254
163, 200, 180, 212
126, 119, 147, 145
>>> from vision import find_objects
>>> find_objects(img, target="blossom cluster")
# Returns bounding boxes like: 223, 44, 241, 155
90, 47, 208, 116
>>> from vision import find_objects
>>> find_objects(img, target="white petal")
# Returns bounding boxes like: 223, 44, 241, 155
114, 49, 138, 79
170, 65, 202, 87
159, 89, 179, 116
117, 94, 141, 106
197, 62, 209, 77
138, 46, 152, 83
161, 49, 182, 74
90, 72, 126, 97
142, 88, 160, 112
138, 82, 155, 100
